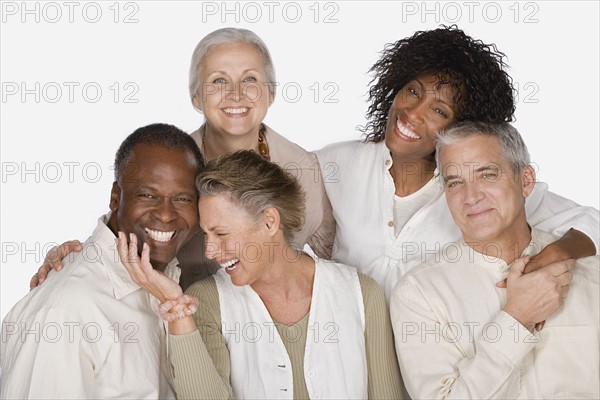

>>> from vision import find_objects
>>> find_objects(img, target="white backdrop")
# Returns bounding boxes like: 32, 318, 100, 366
2, 1, 598, 319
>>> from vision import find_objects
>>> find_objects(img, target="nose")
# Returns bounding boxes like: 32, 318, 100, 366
204, 235, 219, 260
225, 82, 241, 102
151, 199, 177, 223
404, 99, 427, 126
463, 181, 484, 206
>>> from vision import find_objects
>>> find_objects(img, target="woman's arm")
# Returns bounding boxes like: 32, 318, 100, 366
115, 233, 232, 399
359, 273, 405, 399
305, 152, 336, 259
525, 229, 595, 273
526, 182, 599, 265
170, 278, 233, 399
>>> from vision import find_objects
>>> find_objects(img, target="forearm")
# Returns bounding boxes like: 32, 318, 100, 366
170, 330, 232, 399
306, 157, 337, 260
552, 228, 596, 259
524, 229, 591, 274
362, 275, 405, 399
171, 277, 233, 399
526, 182, 599, 253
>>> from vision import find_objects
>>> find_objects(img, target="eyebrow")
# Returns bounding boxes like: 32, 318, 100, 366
475, 165, 498, 173
138, 185, 195, 196
436, 97, 454, 108
206, 68, 261, 76
443, 165, 497, 182
443, 174, 460, 183
414, 78, 456, 108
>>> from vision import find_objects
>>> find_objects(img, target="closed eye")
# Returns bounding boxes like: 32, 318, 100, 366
174, 197, 194, 203
434, 108, 449, 119
445, 180, 462, 189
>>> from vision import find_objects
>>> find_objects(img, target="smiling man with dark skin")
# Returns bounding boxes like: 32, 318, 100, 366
1, 123, 203, 399
108, 141, 200, 271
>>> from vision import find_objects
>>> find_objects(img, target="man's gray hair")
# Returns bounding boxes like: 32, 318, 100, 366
188, 27, 276, 112
436, 121, 531, 173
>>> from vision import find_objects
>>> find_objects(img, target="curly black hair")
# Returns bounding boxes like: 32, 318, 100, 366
362, 25, 515, 143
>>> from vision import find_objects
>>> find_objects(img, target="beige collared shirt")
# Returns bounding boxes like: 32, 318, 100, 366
391, 228, 599, 399
1, 215, 179, 399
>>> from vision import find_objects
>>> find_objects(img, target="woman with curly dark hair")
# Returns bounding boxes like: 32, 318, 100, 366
317, 26, 598, 301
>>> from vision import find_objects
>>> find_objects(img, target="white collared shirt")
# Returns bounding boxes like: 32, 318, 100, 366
1, 215, 179, 399
316, 140, 600, 301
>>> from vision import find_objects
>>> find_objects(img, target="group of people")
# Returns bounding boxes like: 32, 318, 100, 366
1, 26, 598, 399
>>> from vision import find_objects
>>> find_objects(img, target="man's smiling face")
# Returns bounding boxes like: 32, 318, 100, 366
109, 143, 199, 271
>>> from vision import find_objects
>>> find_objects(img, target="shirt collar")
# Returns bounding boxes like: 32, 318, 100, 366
463, 225, 541, 276
379, 140, 442, 187
94, 214, 180, 300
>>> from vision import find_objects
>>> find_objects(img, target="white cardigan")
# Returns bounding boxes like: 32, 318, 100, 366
214, 259, 367, 399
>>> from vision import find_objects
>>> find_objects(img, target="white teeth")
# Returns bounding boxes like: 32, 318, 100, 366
223, 107, 248, 115
144, 228, 175, 242
220, 259, 239, 270
397, 117, 421, 139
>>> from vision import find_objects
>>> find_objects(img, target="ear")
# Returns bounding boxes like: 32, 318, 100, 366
192, 93, 204, 113
110, 181, 121, 212
521, 165, 536, 198
268, 85, 275, 107
262, 207, 281, 237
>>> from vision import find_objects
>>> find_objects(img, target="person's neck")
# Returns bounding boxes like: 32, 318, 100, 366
389, 153, 436, 197
465, 222, 532, 265
250, 252, 314, 303
202, 124, 259, 162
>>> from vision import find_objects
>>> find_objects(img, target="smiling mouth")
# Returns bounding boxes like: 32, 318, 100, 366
222, 107, 248, 115
144, 228, 176, 242
220, 258, 240, 271
467, 209, 493, 218
396, 116, 421, 140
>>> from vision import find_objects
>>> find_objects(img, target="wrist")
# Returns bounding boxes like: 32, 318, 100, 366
159, 294, 199, 322
502, 305, 535, 332
168, 316, 196, 335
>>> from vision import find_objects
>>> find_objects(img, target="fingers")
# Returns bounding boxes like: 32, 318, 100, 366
36, 261, 52, 285
535, 321, 545, 331
116, 232, 157, 288
116, 231, 139, 269
544, 259, 575, 277
45, 240, 83, 272
29, 273, 40, 290
556, 270, 573, 287
139, 242, 154, 273
508, 256, 530, 277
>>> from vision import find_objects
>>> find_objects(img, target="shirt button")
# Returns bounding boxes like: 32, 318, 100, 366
385, 160, 391, 166
388, 221, 394, 227
307, 370, 316, 378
